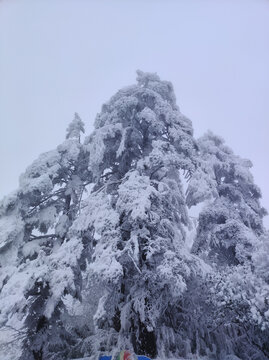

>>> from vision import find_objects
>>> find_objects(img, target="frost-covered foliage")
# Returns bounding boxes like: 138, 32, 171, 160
75, 71, 199, 357
0, 115, 91, 359
0, 72, 268, 360
186, 132, 268, 359
66, 112, 85, 141
188, 131, 266, 266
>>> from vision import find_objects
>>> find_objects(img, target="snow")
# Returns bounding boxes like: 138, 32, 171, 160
57, 138, 81, 162
55, 214, 70, 237
116, 127, 128, 158
0, 264, 39, 325
117, 171, 157, 221
0, 326, 23, 360
0, 70, 268, 360
89, 242, 123, 284
22, 239, 42, 257
156, 251, 186, 297
75, 191, 119, 235
20, 172, 54, 196
87, 123, 122, 168
66, 112, 85, 139
0, 215, 24, 252
44, 266, 75, 318
93, 292, 109, 326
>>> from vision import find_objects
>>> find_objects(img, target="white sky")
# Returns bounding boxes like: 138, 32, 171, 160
0, 0, 268, 227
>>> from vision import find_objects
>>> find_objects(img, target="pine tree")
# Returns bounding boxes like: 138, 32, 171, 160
187, 131, 266, 266
186, 132, 269, 359
71, 70, 200, 357
0, 115, 91, 359
66, 112, 85, 142
0, 72, 268, 360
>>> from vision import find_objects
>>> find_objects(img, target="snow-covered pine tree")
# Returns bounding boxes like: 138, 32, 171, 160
72, 70, 203, 358
186, 132, 269, 359
187, 131, 266, 266
206, 230, 269, 360
0, 72, 268, 360
66, 112, 85, 142
0, 114, 91, 359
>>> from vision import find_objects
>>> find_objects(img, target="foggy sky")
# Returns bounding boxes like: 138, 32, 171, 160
0, 0, 268, 227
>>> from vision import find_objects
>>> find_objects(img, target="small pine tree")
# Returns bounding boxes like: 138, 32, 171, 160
66, 112, 85, 142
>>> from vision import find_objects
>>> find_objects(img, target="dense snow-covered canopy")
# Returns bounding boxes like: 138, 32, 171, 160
0, 72, 268, 360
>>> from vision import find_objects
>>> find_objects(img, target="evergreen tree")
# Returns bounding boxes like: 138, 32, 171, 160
66, 112, 85, 142
0, 72, 268, 360
186, 132, 269, 359
72, 70, 200, 357
188, 131, 266, 266
0, 115, 91, 359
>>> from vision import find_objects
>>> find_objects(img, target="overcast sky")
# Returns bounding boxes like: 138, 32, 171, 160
0, 0, 268, 227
